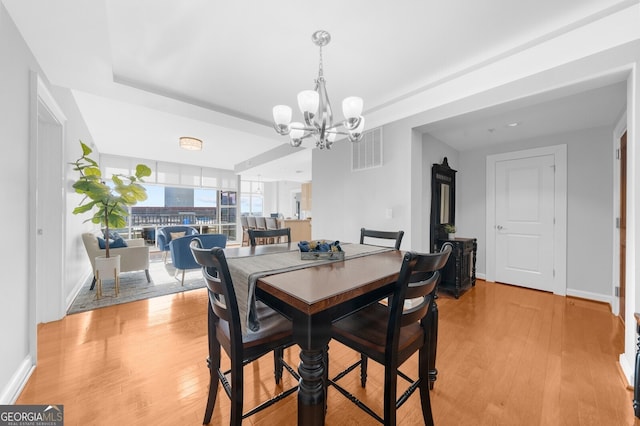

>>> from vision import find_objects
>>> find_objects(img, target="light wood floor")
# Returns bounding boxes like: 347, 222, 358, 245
17, 280, 639, 425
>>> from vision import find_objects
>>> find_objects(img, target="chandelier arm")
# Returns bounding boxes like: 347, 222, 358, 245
273, 124, 290, 136
343, 116, 362, 131
291, 124, 317, 132
303, 112, 318, 128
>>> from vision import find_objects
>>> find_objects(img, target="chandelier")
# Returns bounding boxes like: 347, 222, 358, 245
272, 30, 365, 150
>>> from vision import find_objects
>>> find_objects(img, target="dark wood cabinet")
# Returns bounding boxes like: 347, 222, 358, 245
437, 237, 477, 298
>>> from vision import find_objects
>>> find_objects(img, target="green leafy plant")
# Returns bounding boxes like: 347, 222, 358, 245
71, 141, 151, 257
443, 224, 456, 234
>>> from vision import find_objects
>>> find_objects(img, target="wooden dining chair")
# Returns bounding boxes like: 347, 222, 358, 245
328, 244, 452, 425
360, 228, 405, 250
240, 216, 250, 246
255, 216, 267, 230
190, 239, 299, 425
265, 216, 279, 230
248, 228, 291, 246
246, 215, 257, 230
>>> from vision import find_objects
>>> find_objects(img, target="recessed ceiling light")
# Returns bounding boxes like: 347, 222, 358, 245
506, 122, 520, 127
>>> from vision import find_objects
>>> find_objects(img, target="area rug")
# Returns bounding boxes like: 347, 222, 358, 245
68, 258, 205, 314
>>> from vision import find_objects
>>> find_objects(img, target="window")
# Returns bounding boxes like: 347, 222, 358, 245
99, 155, 240, 241
128, 185, 237, 241
240, 180, 264, 216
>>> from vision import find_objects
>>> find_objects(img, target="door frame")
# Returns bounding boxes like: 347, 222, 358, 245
486, 145, 567, 295
612, 112, 627, 316
28, 71, 67, 360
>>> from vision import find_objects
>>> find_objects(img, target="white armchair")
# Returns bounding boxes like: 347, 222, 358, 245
82, 233, 150, 290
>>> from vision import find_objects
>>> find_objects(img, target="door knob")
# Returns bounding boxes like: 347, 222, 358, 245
496, 225, 503, 230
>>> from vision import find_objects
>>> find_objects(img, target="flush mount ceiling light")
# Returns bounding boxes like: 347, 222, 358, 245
179, 136, 203, 151
272, 30, 365, 150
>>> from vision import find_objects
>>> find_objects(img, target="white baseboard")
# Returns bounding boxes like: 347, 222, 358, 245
566, 288, 613, 310
476, 272, 486, 280
620, 352, 634, 387
65, 270, 92, 313
0, 355, 35, 404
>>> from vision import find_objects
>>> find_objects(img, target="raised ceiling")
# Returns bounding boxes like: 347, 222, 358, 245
2, 0, 631, 181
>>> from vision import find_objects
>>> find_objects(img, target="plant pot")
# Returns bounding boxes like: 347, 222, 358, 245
448, 233, 456, 240
94, 255, 121, 299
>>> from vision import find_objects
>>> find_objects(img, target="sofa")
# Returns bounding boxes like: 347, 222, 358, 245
82, 232, 150, 290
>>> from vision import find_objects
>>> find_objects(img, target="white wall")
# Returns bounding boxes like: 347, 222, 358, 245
253, 180, 302, 220
0, 3, 95, 402
457, 126, 613, 297
50, 87, 98, 306
0, 2, 35, 402
313, 122, 414, 248
276, 180, 302, 219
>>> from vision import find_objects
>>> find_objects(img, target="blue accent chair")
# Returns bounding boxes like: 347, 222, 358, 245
170, 233, 227, 285
157, 226, 199, 262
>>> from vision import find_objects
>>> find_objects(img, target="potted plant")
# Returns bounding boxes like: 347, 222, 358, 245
443, 224, 456, 239
71, 141, 151, 257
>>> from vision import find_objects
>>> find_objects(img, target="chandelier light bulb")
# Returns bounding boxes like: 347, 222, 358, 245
273, 105, 292, 127
342, 97, 363, 120
289, 122, 305, 141
298, 90, 319, 115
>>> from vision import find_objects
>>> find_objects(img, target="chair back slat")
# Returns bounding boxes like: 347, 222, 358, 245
400, 271, 440, 326
248, 228, 291, 246
360, 228, 404, 250
201, 266, 231, 322
190, 239, 243, 340
386, 244, 452, 352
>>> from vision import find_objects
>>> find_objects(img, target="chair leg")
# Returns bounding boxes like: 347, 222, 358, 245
418, 348, 435, 426
383, 363, 398, 426
360, 354, 368, 387
144, 269, 151, 283
163, 251, 167, 263
203, 354, 221, 424
203, 307, 221, 425
90, 275, 96, 290
274, 347, 284, 385
324, 344, 329, 414
428, 296, 439, 390
181, 270, 185, 286
204, 310, 221, 425
230, 354, 244, 426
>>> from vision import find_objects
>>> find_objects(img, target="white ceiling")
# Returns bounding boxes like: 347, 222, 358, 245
2, 0, 630, 182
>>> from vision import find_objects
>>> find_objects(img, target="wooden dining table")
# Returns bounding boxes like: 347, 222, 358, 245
224, 243, 405, 425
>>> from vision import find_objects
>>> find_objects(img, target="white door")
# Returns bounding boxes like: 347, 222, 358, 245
494, 154, 555, 291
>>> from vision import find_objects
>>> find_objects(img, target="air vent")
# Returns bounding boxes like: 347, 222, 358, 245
352, 127, 382, 171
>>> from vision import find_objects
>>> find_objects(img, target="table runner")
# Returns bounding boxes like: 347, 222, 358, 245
226, 244, 393, 335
